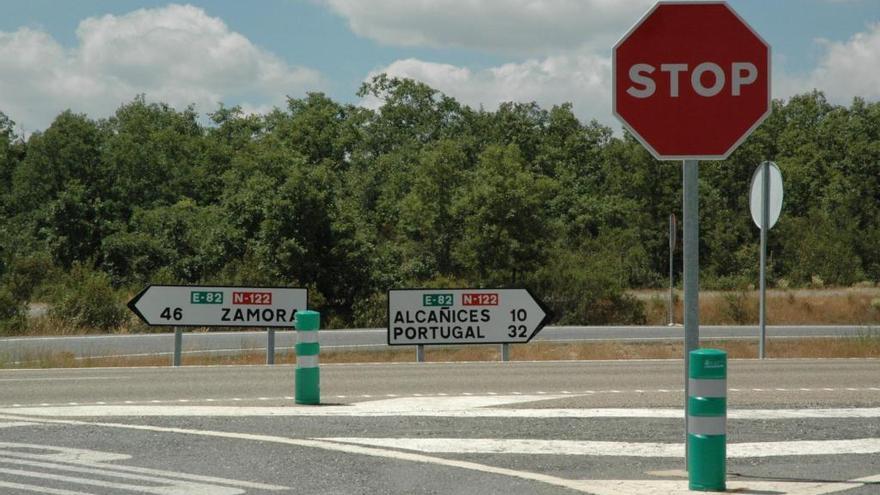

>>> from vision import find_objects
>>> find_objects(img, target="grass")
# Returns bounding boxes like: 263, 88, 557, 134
4, 335, 879, 369
640, 287, 880, 326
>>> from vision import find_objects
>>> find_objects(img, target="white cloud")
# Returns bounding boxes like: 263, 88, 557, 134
365, 52, 613, 126
808, 22, 880, 102
0, 4, 323, 131
323, 0, 653, 55
364, 19, 880, 131
775, 22, 880, 103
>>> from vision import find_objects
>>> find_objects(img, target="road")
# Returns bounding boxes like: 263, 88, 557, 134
0, 359, 878, 493
1, 325, 872, 362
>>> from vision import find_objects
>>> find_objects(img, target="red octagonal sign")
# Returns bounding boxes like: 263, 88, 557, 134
613, 1, 770, 160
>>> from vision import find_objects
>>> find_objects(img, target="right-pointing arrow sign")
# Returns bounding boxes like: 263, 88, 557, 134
387, 288, 551, 346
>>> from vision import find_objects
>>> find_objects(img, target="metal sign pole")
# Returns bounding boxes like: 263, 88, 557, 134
501, 343, 510, 362
267, 327, 275, 365
669, 213, 677, 325
416, 344, 425, 362
759, 161, 770, 359
683, 159, 701, 469
173, 327, 182, 367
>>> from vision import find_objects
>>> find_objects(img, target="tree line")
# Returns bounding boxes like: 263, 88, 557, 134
1, 76, 878, 333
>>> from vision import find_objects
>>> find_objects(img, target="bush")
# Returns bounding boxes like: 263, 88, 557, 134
530, 247, 645, 325
49, 264, 128, 331
2, 252, 56, 302
0, 286, 27, 335
351, 291, 388, 328
722, 289, 756, 324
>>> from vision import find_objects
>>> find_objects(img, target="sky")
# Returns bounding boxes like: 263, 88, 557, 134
1, 0, 878, 133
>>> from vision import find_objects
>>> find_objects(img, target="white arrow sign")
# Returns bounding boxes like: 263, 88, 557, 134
128, 285, 307, 328
387, 289, 551, 345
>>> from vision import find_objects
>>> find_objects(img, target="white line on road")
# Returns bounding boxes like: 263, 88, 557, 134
320, 437, 880, 458
0, 376, 128, 382
3, 393, 880, 419
0, 422, 34, 428
0, 466, 222, 495
0, 414, 871, 495
0, 443, 288, 492
0, 458, 246, 495
0, 480, 94, 495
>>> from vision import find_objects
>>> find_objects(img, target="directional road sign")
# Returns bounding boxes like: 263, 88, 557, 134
128, 285, 308, 328
388, 289, 551, 346
613, 1, 771, 160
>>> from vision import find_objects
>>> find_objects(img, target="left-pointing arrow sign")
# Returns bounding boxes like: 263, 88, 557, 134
128, 285, 308, 328
387, 288, 552, 346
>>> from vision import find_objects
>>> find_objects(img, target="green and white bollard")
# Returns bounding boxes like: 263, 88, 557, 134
688, 348, 727, 491
295, 310, 320, 405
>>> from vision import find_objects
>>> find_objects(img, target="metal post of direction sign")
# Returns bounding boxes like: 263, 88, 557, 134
683, 159, 701, 467
501, 343, 510, 362
267, 327, 275, 365
416, 345, 425, 363
173, 327, 182, 367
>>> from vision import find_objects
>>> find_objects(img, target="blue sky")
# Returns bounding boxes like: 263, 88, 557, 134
1, 0, 878, 132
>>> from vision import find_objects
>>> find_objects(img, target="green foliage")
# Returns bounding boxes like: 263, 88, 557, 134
0, 86, 878, 333
0, 286, 27, 335
531, 246, 646, 325
1, 252, 56, 302
454, 144, 557, 285
48, 264, 128, 331
351, 291, 388, 328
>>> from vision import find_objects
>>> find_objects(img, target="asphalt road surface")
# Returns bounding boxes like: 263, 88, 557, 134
1, 325, 872, 362
0, 358, 878, 494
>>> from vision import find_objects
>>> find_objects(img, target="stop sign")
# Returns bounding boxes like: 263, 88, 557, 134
613, 2, 770, 160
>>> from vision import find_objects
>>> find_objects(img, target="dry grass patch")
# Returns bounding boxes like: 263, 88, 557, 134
640, 288, 880, 325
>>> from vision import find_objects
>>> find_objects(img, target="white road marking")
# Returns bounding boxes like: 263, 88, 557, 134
3, 393, 879, 420
0, 458, 245, 495
0, 443, 288, 492
0, 480, 94, 495
0, 415, 871, 495
0, 466, 234, 495
0, 421, 34, 428
0, 376, 128, 382
321, 437, 880, 458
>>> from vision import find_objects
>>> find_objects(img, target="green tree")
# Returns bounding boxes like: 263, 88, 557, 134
398, 140, 469, 277
454, 144, 556, 285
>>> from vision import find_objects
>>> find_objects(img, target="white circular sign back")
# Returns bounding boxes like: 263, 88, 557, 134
749, 161, 783, 229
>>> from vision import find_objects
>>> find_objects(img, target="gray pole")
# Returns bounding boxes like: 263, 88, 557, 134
682, 159, 700, 468
267, 327, 275, 365
173, 327, 182, 367
759, 161, 770, 359
501, 343, 510, 362
416, 344, 425, 362
669, 213, 676, 325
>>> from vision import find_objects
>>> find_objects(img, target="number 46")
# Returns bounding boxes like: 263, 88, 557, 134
160, 307, 183, 321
